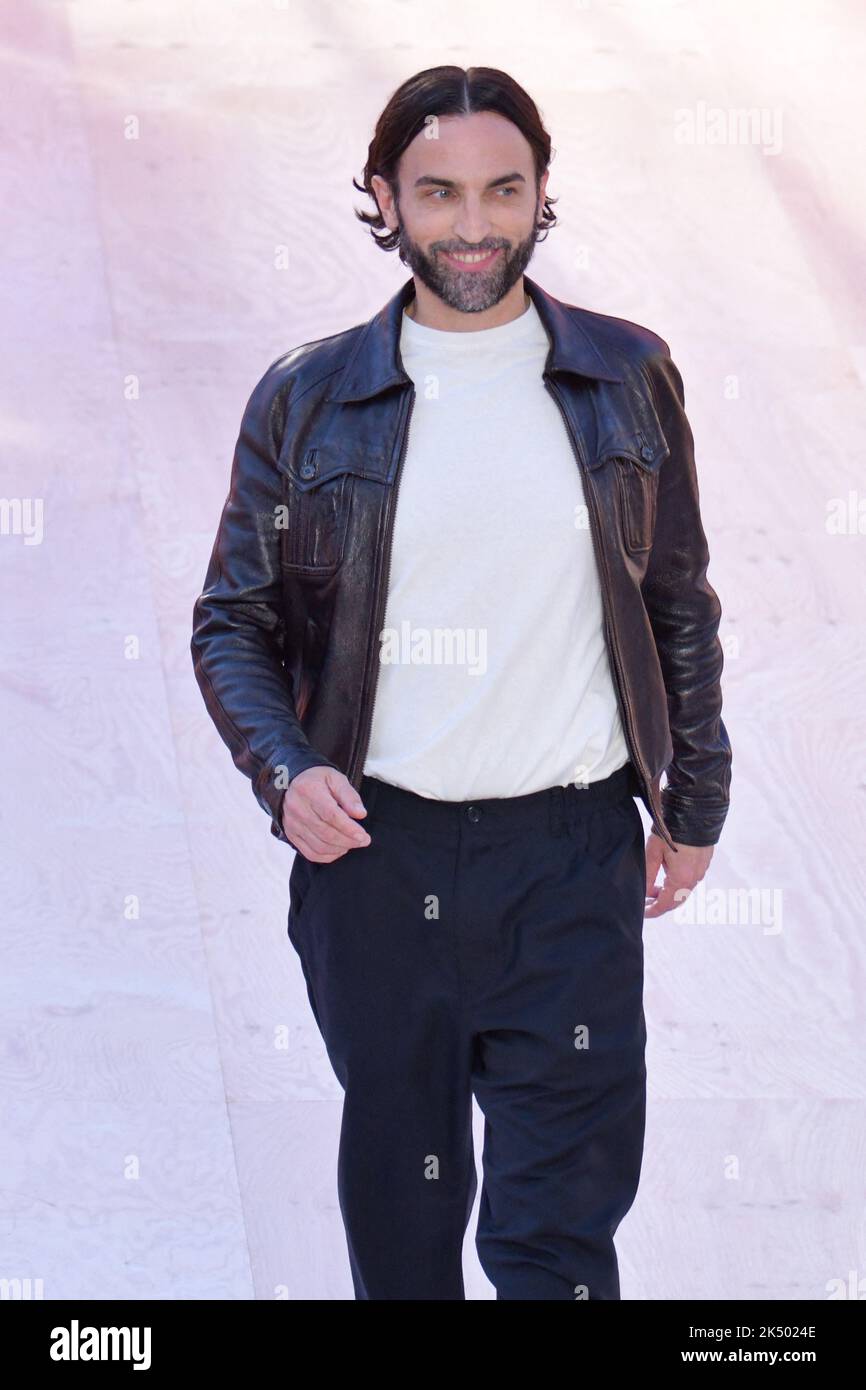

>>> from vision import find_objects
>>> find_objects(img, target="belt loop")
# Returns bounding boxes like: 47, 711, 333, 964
549, 784, 566, 837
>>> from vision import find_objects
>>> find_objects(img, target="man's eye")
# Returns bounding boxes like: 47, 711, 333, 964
428, 187, 518, 199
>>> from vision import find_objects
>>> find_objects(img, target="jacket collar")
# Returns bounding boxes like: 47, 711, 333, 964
326, 273, 624, 402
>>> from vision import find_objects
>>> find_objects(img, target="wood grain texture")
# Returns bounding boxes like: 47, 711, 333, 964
2, 0, 864, 1300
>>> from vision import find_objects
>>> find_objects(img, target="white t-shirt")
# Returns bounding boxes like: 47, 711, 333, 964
362, 292, 629, 799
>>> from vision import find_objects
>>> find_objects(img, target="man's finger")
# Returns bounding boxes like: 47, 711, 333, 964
328, 777, 368, 820
288, 810, 366, 856
291, 834, 349, 863
306, 786, 371, 845
645, 882, 693, 918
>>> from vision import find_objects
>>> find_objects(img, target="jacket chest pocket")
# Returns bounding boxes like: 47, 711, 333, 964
604, 430, 669, 555
277, 446, 359, 574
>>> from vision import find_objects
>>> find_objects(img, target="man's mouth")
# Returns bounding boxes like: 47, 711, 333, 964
441, 247, 502, 272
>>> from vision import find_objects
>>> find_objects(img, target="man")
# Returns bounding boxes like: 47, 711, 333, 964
191, 65, 731, 1300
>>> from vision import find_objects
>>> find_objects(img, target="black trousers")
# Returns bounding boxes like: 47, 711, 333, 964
287, 760, 648, 1300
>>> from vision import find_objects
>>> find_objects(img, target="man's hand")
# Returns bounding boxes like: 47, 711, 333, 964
281, 767, 372, 863
644, 831, 714, 918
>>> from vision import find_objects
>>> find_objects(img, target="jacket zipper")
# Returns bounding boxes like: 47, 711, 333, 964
544, 376, 676, 852
348, 385, 416, 788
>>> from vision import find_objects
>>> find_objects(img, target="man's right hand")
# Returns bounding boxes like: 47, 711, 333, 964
281, 766, 372, 862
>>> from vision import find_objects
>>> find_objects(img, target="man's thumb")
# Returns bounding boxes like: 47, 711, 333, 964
329, 772, 367, 818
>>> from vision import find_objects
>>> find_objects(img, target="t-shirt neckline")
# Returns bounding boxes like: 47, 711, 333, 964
401, 294, 535, 348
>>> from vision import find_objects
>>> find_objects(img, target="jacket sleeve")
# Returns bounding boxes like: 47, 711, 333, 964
641, 349, 732, 847
190, 361, 341, 844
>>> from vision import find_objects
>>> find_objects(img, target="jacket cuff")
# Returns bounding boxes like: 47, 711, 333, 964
657, 788, 730, 847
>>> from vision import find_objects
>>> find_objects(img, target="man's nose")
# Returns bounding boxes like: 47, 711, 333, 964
451, 203, 495, 244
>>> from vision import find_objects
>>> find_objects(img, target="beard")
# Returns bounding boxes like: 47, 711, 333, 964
395, 208, 540, 315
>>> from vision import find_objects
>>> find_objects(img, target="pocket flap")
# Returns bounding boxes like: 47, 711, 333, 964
588, 426, 670, 474
278, 439, 390, 492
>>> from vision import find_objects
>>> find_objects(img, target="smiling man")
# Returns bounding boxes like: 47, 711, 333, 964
191, 65, 732, 1300
383, 145, 539, 324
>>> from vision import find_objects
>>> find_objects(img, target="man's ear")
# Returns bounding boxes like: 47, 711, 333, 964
371, 174, 397, 232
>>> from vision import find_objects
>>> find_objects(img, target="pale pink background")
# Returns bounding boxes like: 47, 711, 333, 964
2, 1, 865, 1300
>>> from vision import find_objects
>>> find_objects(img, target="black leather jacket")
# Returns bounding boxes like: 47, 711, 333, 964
191, 273, 731, 853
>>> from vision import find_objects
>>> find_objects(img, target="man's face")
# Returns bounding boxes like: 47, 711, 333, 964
373, 111, 548, 315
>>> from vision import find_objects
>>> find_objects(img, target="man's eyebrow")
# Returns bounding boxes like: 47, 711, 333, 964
413, 171, 527, 190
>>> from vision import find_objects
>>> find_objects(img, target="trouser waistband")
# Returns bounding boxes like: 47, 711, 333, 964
358, 760, 641, 841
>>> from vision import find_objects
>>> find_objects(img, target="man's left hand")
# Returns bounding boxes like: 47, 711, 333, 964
644, 832, 714, 918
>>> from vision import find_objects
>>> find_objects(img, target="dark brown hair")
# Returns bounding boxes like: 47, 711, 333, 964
353, 66, 559, 256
